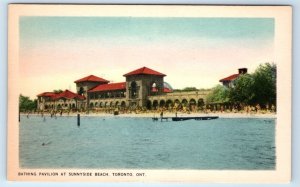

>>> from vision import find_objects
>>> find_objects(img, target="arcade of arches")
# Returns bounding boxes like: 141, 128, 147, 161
88, 100, 127, 109
147, 98, 205, 111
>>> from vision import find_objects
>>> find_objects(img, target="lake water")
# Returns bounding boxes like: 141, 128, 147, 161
19, 115, 276, 170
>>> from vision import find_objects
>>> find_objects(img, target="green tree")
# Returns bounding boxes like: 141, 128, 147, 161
207, 62, 276, 109
173, 87, 199, 92
229, 74, 255, 105
183, 87, 199, 91
228, 62, 276, 107
19, 94, 37, 112
206, 85, 230, 104
252, 63, 276, 106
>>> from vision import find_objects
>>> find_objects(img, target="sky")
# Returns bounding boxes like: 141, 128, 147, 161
19, 17, 274, 99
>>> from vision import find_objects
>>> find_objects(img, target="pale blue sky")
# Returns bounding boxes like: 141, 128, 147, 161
20, 17, 274, 45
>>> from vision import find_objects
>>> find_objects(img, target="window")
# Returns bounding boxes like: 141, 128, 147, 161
130, 81, 138, 98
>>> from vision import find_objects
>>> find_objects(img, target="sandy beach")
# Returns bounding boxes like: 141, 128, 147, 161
23, 111, 276, 119
88, 112, 276, 119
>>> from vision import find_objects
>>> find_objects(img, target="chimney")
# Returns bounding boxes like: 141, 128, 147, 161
238, 68, 248, 74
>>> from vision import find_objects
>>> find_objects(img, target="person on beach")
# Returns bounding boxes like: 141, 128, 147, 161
271, 104, 276, 112
256, 104, 261, 113
160, 111, 164, 119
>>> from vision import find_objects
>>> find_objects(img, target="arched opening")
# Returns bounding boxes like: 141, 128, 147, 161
95, 102, 98, 107
131, 81, 137, 98
166, 99, 173, 108
174, 99, 180, 109
57, 104, 62, 109
78, 87, 84, 95
71, 103, 75, 109
121, 101, 126, 108
99, 102, 103, 108
150, 81, 158, 95
69, 103, 72, 109
181, 99, 188, 107
146, 100, 152, 110
115, 101, 119, 107
89, 102, 94, 108
153, 100, 158, 109
189, 98, 197, 111
189, 98, 196, 105
109, 101, 113, 107
104, 102, 108, 108
159, 100, 166, 107
198, 98, 205, 110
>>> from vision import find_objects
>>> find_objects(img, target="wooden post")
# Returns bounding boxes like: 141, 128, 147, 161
77, 113, 80, 127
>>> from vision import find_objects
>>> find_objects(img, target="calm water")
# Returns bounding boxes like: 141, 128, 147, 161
19, 116, 276, 169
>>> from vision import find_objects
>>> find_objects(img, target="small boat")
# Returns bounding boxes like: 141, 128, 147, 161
172, 116, 218, 121
152, 117, 158, 121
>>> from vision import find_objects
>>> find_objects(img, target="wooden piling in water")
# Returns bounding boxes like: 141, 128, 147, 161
77, 114, 80, 127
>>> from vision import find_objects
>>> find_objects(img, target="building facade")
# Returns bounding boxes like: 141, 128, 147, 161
37, 67, 210, 111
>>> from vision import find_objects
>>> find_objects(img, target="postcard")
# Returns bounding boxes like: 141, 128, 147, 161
7, 4, 292, 183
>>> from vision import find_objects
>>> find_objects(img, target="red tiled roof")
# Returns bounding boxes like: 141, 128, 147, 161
89, 82, 126, 92
74, 75, 109, 83
123, 67, 166, 77
219, 74, 240, 82
53, 90, 85, 100
37, 92, 56, 97
37, 90, 85, 100
163, 87, 172, 93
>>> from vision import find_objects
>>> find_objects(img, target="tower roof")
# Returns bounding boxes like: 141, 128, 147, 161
123, 67, 166, 77
74, 75, 109, 83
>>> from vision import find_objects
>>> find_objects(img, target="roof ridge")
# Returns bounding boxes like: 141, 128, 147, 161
123, 66, 166, 77
74, 74, 109, 83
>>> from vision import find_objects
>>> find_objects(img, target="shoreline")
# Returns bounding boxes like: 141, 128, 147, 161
21, 112, 276, 119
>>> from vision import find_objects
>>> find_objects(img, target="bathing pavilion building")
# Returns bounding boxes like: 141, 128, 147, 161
37, 67, 211, 112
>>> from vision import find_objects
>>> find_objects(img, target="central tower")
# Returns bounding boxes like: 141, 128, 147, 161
123, 67, 166, 108
74, 75, 109, 109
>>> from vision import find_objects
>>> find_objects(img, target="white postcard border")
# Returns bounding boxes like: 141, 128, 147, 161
7, 4, 292, 183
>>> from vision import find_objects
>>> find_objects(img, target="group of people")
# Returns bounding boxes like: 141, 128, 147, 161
24, 103, 276, 118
